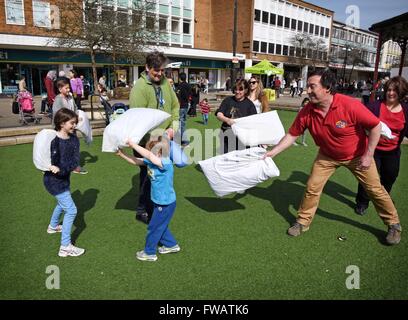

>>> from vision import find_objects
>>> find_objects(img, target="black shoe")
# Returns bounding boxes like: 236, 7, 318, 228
354, 204, 368, 216
136, 212, 149, 224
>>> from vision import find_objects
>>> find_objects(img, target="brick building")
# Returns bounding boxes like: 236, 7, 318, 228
0, 0, 243, 95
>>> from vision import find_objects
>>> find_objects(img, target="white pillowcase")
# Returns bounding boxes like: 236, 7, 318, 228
199, 147, 280, 197
102, 108, 171, 152
231, 111, 285, 146
76, 110, 93, 145
365, 121, 395, 140
33, 129, 57, 171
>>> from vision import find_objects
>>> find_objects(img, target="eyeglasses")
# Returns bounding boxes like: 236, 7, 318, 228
249, 81, 258, 85
152, 68, 165, 74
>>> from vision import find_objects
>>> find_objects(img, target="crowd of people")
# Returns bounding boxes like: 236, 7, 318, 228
39, 50, 407, 261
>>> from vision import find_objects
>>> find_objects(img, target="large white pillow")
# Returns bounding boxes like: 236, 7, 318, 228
102, 108, 171, 152
365, 121, 395, 140
33, 129, 57, 171
231, 111, 285, 146
76, 109, 93, 145
198, 147, 280, 197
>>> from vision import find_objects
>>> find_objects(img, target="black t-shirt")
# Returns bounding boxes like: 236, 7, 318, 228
176, 81, 191, 108
215, 96, 257, 130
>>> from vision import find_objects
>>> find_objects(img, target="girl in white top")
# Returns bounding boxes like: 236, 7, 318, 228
247, 76, 269, 114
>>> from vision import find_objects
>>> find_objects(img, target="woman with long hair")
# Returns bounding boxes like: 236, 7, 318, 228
247, 76, 269, 113
355, 76, 408, 215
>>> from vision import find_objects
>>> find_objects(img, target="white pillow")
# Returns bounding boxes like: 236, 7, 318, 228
102, 108, 171, 152
76, 110, 93, 145
198, 147, 280, 197
380, 121, 395, 139
33, 129, 57, 171
231, 111, 285, 146
365, 121, 396, 140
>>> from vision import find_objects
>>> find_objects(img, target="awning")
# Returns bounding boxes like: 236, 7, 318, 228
245, 59, 284, 76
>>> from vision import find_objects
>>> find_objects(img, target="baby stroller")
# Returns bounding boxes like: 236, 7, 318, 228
100, 97, 129, 125
12, 91, 42, 125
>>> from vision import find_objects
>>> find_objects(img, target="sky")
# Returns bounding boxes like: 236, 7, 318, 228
305, 0, 408, 30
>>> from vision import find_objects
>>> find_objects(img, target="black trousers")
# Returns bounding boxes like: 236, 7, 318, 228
356, 148, 401, 207
75, 94, 82, 110
133, 148, 153, 218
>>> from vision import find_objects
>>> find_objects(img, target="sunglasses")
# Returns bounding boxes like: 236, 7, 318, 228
249, 81, 258, 84
235, 88, 245, 92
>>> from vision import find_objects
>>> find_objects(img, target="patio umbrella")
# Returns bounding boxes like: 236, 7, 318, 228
245, 59, 284, 76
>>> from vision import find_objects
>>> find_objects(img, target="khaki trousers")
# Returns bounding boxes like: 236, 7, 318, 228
297, 152, 400, 227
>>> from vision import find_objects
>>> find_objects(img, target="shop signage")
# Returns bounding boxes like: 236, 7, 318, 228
2, 86, 18, 94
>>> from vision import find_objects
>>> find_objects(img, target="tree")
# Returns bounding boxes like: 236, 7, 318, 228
346, 47, 371, 83
334, 44, 371, 83
98, 1, 165, 87
290, 33, 328, 71
47, 0, 163, 92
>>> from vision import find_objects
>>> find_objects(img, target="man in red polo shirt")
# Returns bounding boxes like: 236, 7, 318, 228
264, 69, 401, 245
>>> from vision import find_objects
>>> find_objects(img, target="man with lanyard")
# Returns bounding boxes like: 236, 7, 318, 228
129, 51, 180, 224
264, 69, 402, 245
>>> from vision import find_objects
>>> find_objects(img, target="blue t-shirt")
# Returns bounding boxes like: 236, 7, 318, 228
144, 157, 176, 205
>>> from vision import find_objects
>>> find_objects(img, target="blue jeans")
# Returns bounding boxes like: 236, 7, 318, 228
144, 201, 177, 255
178, 108, 188, 143
50, 190, 77, 246
202, 113, 208, 125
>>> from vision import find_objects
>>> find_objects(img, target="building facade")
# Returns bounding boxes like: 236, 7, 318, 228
194, 0, 334, 85
329, 20, 388, 82
0, 0, 243, 95
380, 40, 402, 71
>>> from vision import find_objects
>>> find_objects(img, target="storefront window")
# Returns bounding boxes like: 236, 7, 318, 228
5, 0, 25, 25
0, 63, 20, 95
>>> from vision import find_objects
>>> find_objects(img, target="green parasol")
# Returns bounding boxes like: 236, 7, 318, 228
245, 59, 284, 76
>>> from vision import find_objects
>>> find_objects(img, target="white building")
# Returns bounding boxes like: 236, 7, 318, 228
380, 40, 402, 71
329, 20, 387, 81
250, 0, 333, 84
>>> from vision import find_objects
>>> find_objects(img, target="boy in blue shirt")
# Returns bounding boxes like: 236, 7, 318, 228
117, 136, 180, 261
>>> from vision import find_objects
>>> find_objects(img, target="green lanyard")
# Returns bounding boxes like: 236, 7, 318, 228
154, 85, 164, 110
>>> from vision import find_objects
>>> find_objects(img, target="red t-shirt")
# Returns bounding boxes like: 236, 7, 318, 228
377, 103, 406, 151
200, 101, 210, 114
289, 93, 380, 161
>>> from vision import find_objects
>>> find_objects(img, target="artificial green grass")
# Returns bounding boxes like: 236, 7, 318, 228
1, 110, 407, 299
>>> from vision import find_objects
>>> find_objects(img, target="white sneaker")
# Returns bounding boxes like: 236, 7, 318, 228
47, 224, 62, 234
136, 250, 158, 261
158, 245, 181, 255
58, 244, 85, 257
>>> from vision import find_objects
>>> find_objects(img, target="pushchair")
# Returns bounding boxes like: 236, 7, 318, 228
100, 97, 129, 125
12, 91, 42, 125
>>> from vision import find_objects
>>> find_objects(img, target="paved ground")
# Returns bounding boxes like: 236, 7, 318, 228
0, 90, 305, 129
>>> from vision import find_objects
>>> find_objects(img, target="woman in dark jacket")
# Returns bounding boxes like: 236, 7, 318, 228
355, 76, 408, 215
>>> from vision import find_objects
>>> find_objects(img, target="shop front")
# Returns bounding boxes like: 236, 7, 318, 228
0, 48, 134, 96
166, 56, 236, 91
